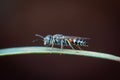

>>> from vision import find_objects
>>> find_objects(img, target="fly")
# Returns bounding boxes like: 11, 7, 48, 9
33, 34, 90, 50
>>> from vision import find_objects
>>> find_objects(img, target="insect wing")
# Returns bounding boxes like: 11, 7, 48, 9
53, 34, 90, 40
64, 36, 90, 40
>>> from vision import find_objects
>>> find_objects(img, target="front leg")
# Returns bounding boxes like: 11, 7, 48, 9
60, 39, 64, 50
51, 38, 55, 48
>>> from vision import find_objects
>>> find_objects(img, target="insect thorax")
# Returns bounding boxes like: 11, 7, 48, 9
53, 34, 69, 46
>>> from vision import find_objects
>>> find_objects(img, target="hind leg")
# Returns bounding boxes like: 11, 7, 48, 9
77, 46, 82, 50
65, 39, 75, 50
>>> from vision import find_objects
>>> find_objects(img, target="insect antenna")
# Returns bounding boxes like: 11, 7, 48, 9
35, 34, 44, 39
32, 34, 44, 42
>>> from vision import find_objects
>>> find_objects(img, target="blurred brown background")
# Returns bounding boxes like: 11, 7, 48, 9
0, 0, 120, 80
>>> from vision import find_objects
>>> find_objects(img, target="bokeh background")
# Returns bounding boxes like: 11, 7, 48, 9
0, 0, 120, 80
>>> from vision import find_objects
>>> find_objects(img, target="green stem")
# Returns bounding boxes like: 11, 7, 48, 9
0, 46, 120, 62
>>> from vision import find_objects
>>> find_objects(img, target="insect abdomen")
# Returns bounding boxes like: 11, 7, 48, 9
73, 38, 88, 46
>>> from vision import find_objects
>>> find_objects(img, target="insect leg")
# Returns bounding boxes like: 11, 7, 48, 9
60, 39, 64, 50
77, 46, 82, 50
65, 39, 75, 50
51, 37, 55, 48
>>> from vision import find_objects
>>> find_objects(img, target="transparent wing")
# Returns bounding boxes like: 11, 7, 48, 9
64, 35, 90, 40
53, 34, 90, 40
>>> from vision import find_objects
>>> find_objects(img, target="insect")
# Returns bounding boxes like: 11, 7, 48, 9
33, 34, 90, 50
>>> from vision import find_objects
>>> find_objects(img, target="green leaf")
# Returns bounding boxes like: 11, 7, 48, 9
0, 46, 120, 62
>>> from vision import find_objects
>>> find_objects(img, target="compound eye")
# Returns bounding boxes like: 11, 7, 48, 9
44, 35, 52, 45
45, 35, 52, 40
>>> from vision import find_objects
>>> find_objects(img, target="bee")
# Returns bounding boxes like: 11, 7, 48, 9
33, 34, 90, 50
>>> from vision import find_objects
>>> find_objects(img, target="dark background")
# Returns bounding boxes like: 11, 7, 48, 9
0, 0, 120, 80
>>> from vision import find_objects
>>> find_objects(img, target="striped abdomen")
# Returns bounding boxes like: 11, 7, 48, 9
72, 38, 88, 47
